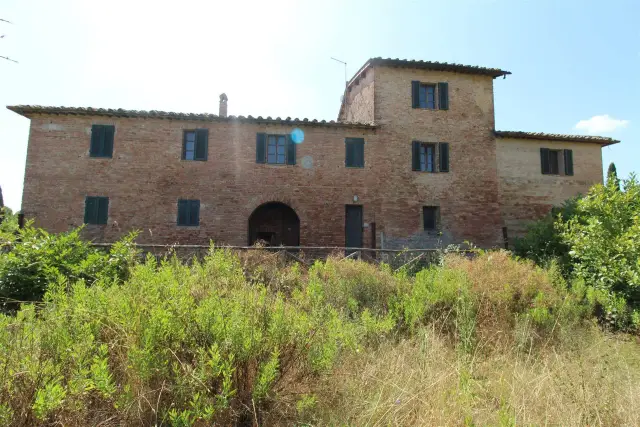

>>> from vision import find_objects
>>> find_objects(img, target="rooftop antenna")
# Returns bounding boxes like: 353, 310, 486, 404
330, 57, 347, 88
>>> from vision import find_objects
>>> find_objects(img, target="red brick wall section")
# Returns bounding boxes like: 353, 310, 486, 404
22, 116, 377, 246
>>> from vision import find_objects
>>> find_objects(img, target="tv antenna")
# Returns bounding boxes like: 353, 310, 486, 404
330, 57, 347, 88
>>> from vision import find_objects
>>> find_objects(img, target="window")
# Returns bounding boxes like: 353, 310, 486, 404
177, 199, 200, 226
90, 125, 115, 158
268, 135, 287, 164
412, 141, 449, 172
423, 206, 438, 231
419, 84, 436, 109
256, 133, 296, 165
182, 129, 208, 161
84, 196, 109, 225
541, 148, 573, 176
419, 143, 436, 172
412, 81, 449, 110
345, 137, 365, 168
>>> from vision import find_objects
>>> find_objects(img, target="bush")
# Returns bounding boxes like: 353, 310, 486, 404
0, 236, 604, 425
0, 226, 139, 311
561, 175, 640, 330
513, 197, 579, 272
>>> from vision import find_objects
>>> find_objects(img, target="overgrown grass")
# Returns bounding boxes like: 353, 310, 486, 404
0, 245, 638, 426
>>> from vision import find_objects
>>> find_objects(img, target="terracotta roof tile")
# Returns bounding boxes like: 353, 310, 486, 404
495, 130, 619, 146
6, 105, 376, 129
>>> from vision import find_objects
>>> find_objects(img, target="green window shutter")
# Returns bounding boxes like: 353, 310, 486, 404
97, 197, 109, 224
345, 138, 364, 168
540, 148, 550, 174
178, 200, 188, 225
84, 197, 97, 224
181, 131, 187, 160
90, 125, 103, 157
103, 125, 114, 157
195, 129, 208, 160
564, 149, 574, 176
189, 200, 200, 226
439, 142, 450, 172
411, 81, 420, 108
256, 133, 266, 163
438, 82, 449, 110
412, 141, 420, 171
286, 134, 296, 165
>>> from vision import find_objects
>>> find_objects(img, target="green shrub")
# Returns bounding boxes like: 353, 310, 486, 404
561, 175, 640, 330
0, 226, 139, 311
513, 197, 580, 273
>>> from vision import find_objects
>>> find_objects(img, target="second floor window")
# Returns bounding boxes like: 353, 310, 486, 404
419, 143, 436, 172
541, 148, 573, 176
412, 141, 449, 172
90, 125, 115, 158
182, 129, 208, 161
256, 133, 296, 165
268, 135, 287, 164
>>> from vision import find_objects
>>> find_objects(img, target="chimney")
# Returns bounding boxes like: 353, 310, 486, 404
219, 93, 228, 117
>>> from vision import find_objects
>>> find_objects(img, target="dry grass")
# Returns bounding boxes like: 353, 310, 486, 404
311, 327, 640, 426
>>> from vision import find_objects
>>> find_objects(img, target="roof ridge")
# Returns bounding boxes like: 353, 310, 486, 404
7, 105, 377, 129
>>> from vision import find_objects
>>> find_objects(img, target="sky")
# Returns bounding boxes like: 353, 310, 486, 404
0, 0, 637, 210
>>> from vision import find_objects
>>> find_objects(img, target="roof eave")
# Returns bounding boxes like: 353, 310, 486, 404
494, 130, 619, 146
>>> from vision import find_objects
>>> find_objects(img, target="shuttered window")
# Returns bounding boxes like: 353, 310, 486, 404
563, 149, 574, 176
540, 148, 564, 175
90, 125, 115, 158
423, 206, 438, 231
412, 141, 449, 172
439, 142, 450, 172
182, 129, 208, 161
84, 196, 109, 225
411, 81, 450, 110
345, 137, 365, 168
177, 199, 200, 226
256, 133, 296, 165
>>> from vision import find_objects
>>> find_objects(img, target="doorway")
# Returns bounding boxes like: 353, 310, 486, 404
248, 202, 300, 246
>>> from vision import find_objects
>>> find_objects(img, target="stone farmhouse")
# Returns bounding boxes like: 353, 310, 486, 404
8, 57, 618, 249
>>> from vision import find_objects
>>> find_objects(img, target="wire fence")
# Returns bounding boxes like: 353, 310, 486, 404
89, 243, 472, 273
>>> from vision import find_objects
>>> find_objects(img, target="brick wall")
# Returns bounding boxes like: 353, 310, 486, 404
339, 67, 375, 123
22, 115, 377, 246
496, 137, 604, 237
367, 66, 504, 248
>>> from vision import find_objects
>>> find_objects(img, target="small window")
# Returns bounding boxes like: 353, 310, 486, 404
84, 196, 109, 225
345, 138, 365, 168
90, 125, 115, 158
423, 206, 438, 231
419, 144, 436, 172
267, 135, 287, 164
540, 148, 572, 175
419, 84, 436, 109
182, 129, 208, 161
177, 199, 200, 226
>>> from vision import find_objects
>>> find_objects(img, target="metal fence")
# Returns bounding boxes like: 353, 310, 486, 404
90, 243, 451, 272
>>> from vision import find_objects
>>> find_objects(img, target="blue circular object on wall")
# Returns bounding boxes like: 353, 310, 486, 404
291, 128, 305, 144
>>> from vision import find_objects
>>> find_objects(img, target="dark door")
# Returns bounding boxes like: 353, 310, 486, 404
345, 205, 363, 251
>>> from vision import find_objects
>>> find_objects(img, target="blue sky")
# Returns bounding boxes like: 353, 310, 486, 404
1, 0, 637, 210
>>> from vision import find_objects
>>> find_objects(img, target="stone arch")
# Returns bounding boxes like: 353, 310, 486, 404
248, 202, 300, 246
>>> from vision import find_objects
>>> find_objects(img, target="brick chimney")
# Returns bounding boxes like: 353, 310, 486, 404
219, 93, 228, 117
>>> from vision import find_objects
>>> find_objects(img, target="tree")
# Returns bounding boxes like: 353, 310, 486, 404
607, 162, 620, 190
0, 184, 4, 225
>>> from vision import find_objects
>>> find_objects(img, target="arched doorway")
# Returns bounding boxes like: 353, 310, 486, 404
248, 202, 300, 246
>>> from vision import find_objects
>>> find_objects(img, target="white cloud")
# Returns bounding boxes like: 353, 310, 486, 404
575, 115, 629, 134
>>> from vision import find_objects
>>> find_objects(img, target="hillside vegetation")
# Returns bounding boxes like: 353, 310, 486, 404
0, 175, 638, 426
